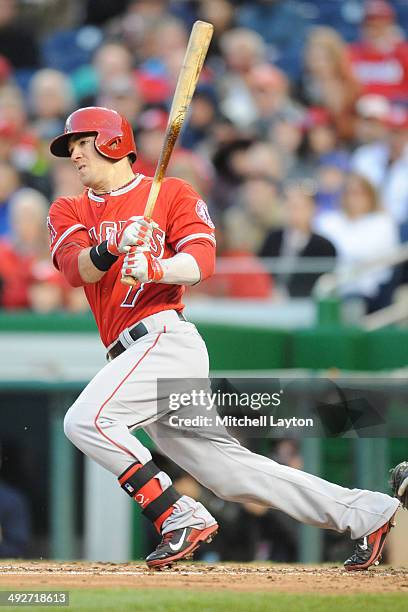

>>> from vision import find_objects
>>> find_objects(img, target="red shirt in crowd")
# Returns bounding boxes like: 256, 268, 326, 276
197, 250, 273, 300
0, 240, 32, 308
0, 240, 66, 309
349, 40, 408, 100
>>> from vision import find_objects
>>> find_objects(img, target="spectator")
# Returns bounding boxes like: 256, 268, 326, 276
298, 27, 361, 142
268, 116, 307, 181
316, 173, 399, 312
168, 149, 214, 203
246, 440, 301, 562
97, 75, 143, 130
0, 162, 20, 237
354, 93, 391, 145
300, 108, 350, 206
349, 0, 408, 103
301, 107, 341, 166
396, 219, 408, 287
350, 107, 408, 224
0, 188, 66, 311
93, 41, 134, 84
0, 53, 12, 85
63, 286, 89, 313
236, 0, 308, 79
49, 159, 84, 201
247, 63, 303, 138
28, 69, 76, 141
0, 0, 406, 322
180, 84, 219, 152
83, 0, 129, 26
189, 210, 274, 300
0, 0, 40, 70
0, 441, 31, 558
127, 0, 169, 21
211, 137, 254, 212
230, 175, 283, 253
134, 107, 168, 176
260, 183, 336, 298
218, 28, 267, 128
74, 41, 134, 107
140, 16, 189, 88
133, 71, 171, 106
135, 107, 215, 191
0, 85, 40, 175
105, 0, 169, 65
0, 85, 28, 137
315, 150, 350, 215
198, 0, 236, 60
243, 141, 284, 185
209, 115, 247, 153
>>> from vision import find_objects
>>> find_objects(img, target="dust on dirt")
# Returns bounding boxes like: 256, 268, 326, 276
1, 562, 407, 593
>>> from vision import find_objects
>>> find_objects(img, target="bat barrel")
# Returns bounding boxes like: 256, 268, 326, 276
121, 20, 214, 287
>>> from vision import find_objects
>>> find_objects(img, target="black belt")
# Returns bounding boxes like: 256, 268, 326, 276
107, 311, 186, 361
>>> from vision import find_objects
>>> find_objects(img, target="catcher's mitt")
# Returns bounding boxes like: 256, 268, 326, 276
390, 461, 408, 509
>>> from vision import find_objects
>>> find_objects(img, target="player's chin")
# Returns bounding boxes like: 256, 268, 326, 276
77, 168, 92, 187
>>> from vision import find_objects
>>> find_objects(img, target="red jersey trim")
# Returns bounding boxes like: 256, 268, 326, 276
51, 223, 87, 260
175, 233, 216, 252
93, 331, 164, 459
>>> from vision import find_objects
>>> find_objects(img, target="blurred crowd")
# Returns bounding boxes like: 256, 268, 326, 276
0, 0, 408, 312
0, 439, 31, 558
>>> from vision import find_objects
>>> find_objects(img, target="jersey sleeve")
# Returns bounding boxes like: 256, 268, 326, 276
165, 178, 216, 280
165, 178, 216, 253
47, 197, 91, 270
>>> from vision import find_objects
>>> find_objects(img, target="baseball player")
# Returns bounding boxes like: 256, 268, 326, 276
47, 106, 408, 570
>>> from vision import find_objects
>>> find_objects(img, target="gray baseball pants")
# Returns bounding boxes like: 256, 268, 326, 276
63, 310, 399, 539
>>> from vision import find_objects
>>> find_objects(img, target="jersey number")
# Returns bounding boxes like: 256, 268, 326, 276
119, 226, 165, 308
121, 283, 146, 308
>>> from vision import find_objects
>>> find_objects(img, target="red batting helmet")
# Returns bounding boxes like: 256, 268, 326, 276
50, 106, 137, 162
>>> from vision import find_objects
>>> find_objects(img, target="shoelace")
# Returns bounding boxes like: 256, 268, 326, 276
157, 531, 176, 549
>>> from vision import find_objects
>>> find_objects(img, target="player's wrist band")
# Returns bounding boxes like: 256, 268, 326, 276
90, 241, 118, 271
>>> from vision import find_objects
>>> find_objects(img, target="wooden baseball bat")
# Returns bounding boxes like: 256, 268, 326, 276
121, 20, 214, 286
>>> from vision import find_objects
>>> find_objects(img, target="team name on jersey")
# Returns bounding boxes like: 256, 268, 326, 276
88, 221, 166, 258
353, 59, 404, 84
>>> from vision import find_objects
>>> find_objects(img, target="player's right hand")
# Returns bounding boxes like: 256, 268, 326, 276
107, 216, 155, 256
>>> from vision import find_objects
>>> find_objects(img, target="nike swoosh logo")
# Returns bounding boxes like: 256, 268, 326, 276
358, 537, 368, 551
169, 528, 187, 552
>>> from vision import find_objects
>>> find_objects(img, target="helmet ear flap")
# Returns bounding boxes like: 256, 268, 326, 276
94, 133, 123, 159
107, 136, 121, 147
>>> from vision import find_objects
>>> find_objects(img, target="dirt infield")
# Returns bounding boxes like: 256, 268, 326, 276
0, 562, 407, 593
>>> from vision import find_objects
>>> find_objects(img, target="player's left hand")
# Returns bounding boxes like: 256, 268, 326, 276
122, 250, 164, 283
107, 216, 158, 256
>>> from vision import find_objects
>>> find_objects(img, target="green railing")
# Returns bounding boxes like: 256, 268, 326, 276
2, 308, 408, 371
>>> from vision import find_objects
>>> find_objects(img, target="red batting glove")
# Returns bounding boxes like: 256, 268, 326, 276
122, 250, 164, 283
107, 216, 154, 256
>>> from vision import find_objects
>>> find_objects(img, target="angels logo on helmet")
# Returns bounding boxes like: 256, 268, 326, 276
196, 199, 215, 229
